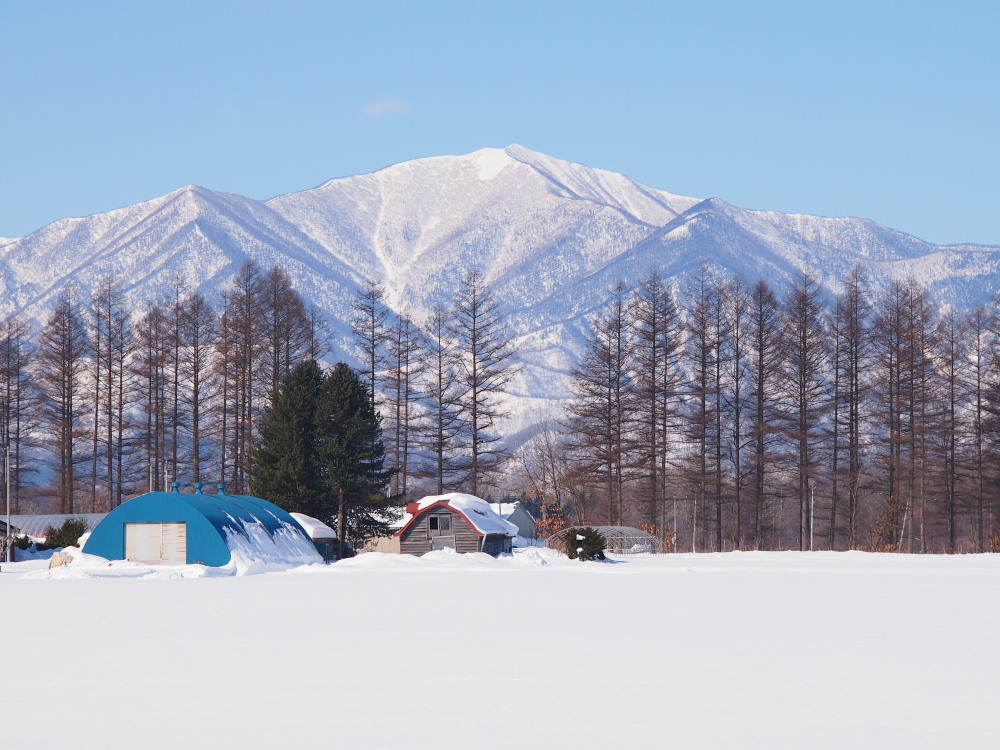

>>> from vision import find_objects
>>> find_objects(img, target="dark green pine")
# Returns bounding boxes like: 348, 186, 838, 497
315, 362, 399, 553
249, 359, 326, 518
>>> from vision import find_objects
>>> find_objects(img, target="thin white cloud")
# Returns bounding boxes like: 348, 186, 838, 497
362, 95, 413, 119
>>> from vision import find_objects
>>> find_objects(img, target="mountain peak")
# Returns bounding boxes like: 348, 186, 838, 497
1, 145, 999, 436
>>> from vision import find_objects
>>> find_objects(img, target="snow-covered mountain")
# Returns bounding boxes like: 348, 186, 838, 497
2, 144, 999, 432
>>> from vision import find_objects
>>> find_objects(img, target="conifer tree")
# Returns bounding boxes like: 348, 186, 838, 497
249, 359, 326, 518
315, 362, 397, 556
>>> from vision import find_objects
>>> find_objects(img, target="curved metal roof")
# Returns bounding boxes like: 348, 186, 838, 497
548, 525, 668, 555
7, 513, 107, 540
83, 486, 316, 566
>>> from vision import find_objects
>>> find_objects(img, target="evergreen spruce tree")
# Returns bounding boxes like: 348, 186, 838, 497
564, 527, 606, 561
316, 362, 398, 557
249, 360, 326, 518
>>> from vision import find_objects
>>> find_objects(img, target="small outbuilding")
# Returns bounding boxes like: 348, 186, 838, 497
83, 483, 321, 567
489, 501, 537, 541
395, 493, 517, 556
290, 512, 340, 561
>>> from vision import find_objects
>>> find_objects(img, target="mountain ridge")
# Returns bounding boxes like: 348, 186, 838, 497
3, 145, 999, 432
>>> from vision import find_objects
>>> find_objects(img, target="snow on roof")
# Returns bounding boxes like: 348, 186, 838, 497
82, 490, 322, 570
397, 493, 518, 537
290, 512, 338, 540
489, 502, 523, 520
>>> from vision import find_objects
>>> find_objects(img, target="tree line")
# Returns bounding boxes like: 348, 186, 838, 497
522, 265, 1000, 553
0, 261, 328, 514
0, 263, 518, 543
7, 256, 1000, 555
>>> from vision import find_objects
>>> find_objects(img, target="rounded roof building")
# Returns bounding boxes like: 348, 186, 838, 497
83, 483, 321, 567
549, 525, 668, 556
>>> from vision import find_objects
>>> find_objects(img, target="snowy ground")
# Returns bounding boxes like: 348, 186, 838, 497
3, 549, 998, 749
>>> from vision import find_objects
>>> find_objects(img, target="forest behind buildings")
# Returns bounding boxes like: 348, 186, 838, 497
3, 257, 1000, 554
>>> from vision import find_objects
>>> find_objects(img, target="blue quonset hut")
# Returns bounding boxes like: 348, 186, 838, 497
83, 483, 321, 567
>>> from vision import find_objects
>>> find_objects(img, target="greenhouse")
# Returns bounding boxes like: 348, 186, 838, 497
548, 525, 668, 556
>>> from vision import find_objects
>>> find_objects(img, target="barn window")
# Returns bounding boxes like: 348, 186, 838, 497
428, 514, 451, 534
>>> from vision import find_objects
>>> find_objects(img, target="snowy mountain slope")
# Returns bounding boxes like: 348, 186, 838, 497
2, 144, 999, 432
264, 146, 700, 323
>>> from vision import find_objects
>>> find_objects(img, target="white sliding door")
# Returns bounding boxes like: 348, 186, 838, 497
124, 522, 187, 565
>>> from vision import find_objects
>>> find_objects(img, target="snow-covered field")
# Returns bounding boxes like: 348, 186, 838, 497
4, 549, 998, 749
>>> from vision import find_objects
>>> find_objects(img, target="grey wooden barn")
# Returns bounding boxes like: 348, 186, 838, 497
396, 493, 517, 556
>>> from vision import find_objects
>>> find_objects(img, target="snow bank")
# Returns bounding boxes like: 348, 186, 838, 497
223, 518, 324, 574
17, 518, 323, 579
333, 546, 568, 571
19, 546, 213, 579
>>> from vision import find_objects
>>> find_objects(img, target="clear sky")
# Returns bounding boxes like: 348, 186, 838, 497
2, 0, 998, 245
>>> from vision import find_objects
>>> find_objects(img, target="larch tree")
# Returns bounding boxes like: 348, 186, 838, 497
351, 278, 390, 411
630, 268, 684, 534
261, 265, 314, 398
871, 280, 907, 550
35, 289, 91, 513
216, 261, 268, 492
450, 269, 519, 497
88, 274, 136, 509
782, 270, 830, 551
566, 281, 636, 526
970, 304, 997, 551
722, 274, 753, 548
933, 309, 970, 553
424, 305, 465, 493
181, 291, 218, 485
0, 315, 35, 513
830, 265, 873, 549
133, 301, 170, 492
683, 266, 724, 550
385, 312, 426, 498
746, 279, 784, 549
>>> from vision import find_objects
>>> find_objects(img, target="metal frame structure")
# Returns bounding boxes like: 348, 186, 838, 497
548, 525, 668, 556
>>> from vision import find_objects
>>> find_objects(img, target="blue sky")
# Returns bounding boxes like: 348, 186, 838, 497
2, 0, 998, 245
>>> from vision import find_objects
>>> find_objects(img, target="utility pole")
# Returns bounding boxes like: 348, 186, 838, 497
5, 445, 11, 563
809, 483, 815, 552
